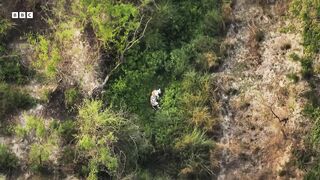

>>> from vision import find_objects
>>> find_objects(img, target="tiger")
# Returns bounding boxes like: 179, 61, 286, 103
150, 89, 161, 110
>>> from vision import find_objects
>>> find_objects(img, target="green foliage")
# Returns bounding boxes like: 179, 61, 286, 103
0, 56, 30, 84
75, 0, 140, 52
286, 73, 299, 83
202, 9, 224, 36
0, 144, 19, 172
289, 53, 300, 62
15, 115, 60, 172
0, 82, 34, 120
174, 129, 214, 178
175, 129, 213, 151
306, 165, 320, 180
28, 34, 61, 79
0, 18, 31, 85
300, 57, 314, 79
54, 21, 77, 43
290, 0, 320, 54
0, 0, 225, 178
291, 0, 320, 176
0, 18, 12, 37
57, 120, 76, 143
76, 100, 142, 179
104, 0, 222, 177
28, 143, 51, 171
64, 87, 80, 109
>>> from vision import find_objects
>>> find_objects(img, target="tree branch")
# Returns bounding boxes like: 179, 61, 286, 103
125, 17, 152, 52
98, 16, 152, 90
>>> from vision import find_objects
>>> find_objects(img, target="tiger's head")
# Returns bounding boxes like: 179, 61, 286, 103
157, 89, 161, 95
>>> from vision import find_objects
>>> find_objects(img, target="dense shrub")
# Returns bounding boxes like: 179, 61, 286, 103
103, 0, 222, 177
0, 144, 19, 172
0, 18, 12, 38
28, 35, 61, 79
1, 0, 226, 178
75, 100, 145, 179
64, 87, 80, 110
0, 82, 34, 119
74, 0, 140, 51
0, 56, 30, 84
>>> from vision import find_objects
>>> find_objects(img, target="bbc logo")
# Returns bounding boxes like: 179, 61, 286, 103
12, 12, 33, 19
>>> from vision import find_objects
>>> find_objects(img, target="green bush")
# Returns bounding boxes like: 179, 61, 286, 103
290, 1, 320, 177
15, 115, 60, 172
0, 18, 12, 37
75, 0, 140, 51
64, 87, 80, 109
76, 100, 143, 179
24, 0, 225, 178
289, 53, 300, 61
28, 143, 51, 171
0, 82, 34, 120
203, 9, 224, 36
0, 144, 19, 172
300, 57, 313, 79
58, 120, 76, 143
286, 73, 299, 83
0, 56, 30, 84
28, 35, 61, 79
174, 129, 214, 178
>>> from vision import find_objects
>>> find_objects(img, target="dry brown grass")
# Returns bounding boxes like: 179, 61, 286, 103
246, 0, 276, 6
204, 52, 219, 70
191, 107, 216, 132
274, 0, 290, 16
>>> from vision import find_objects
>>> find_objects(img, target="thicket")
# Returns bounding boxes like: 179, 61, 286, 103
290, 0, 320, 178
0, 0, 229, 178
75, 100, 146, 179
102, 0, 226, 178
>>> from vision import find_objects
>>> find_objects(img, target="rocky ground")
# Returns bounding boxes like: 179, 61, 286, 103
215, 0, 310, 179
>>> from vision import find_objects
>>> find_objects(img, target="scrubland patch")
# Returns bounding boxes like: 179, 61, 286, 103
215, 0, 309, 178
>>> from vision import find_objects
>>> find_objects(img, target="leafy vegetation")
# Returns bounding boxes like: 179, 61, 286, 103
0, 83, 34, 120
101, 0, 225, 177
0, 144, 19, 172
15, 115, 60, 171
28, 35, 61, 79
75, 100, 140, 179
0, 0, 229, 179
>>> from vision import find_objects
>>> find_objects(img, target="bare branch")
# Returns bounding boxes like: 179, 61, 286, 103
152, 0, 160, 10
131, 15, 145, 43
125, 17, 152, 51
101, 62, 122, 87
99, 17, 152, 88
268, 105, 281, 122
